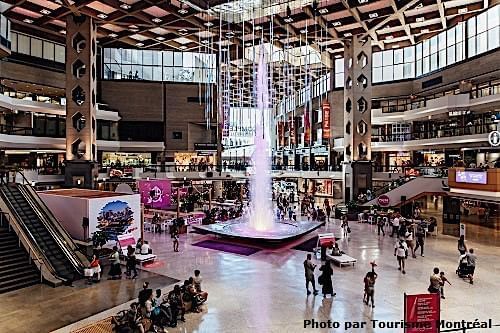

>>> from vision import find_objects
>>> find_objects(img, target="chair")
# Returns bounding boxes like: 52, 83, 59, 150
144, 221, 153, 232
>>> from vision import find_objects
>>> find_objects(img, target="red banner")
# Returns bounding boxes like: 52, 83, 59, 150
304, 106, 311, 144
289, 117, 296, 146
404, 293, 440, 333
322, 101, 331, 139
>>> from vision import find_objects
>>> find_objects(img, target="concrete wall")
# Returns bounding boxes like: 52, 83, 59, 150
0, 61, 65, 89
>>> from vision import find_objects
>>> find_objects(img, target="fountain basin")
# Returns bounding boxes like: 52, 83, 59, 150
192, 217, 323, 242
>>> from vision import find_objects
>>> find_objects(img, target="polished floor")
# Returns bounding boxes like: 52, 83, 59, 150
37, 216, 500, 333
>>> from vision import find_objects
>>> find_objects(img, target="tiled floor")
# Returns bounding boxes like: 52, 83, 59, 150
4, 217, 500, 333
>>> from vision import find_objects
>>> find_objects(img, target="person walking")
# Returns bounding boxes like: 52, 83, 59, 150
341, 216, 350, 239
377, 216, 385, 236
405, 228, 416, 258
394, 239, 408, 274
414, 223, 425, 257
391, 214, 400, 237
439, 271, 451, 299
318, 261, 336, 298
466, 248, 477, 284
171, 225, 180, 252
108, 246, 122, 280
304, 254, 319, 295
428, 267, 442, 295
364, 271, 377, 308
126, 245, 138, 279
458, 235, 467, 255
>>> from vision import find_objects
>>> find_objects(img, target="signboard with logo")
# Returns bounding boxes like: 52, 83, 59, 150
138, 179, 172, 210
322, 101, 331, 139
304, 106, 311, 144
455, 170, 487, 184
488, 130, 500, 147
404, 293, 440, 333
377, 194, 390, 206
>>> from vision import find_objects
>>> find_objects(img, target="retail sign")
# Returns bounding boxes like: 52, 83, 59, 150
138, 179, 172, 209
304, 105, 311, 144
488, 130, 500, 147
322, 101, 331, 139
455, 170, 487, 184
377, 194, 390, 206
278, 121, 285, 147
289, 116, 296, 146
404, 293, 440, 333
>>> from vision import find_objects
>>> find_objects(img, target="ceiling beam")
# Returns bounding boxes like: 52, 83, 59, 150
390, 0, 415, 44
339, 0, 384, 49
436, 0, 447, 30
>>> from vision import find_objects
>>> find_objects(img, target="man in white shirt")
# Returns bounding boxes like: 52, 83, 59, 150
391, 216, 400, 237
394, 239, 408, 274
141, 241, 151, 255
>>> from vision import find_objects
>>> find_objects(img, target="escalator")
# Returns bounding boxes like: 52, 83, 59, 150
0, 183, 88, 282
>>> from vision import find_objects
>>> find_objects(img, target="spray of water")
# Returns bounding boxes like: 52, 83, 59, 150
248, 46, 274, 231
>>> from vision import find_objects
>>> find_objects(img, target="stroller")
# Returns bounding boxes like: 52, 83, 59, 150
456, 254, 471, 278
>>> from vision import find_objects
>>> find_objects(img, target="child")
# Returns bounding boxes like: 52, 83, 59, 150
440, 271, 451, 299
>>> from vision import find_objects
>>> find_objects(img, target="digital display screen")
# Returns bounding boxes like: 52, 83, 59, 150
455, 170, 487, 184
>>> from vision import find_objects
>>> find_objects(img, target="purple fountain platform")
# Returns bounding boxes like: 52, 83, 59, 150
192, 219, 323, 243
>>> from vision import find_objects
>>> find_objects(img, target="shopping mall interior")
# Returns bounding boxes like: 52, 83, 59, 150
0, 0, 499, 332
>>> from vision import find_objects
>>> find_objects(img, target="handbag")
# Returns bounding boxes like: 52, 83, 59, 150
84, 268, 93, 277
347, 227, 351, 233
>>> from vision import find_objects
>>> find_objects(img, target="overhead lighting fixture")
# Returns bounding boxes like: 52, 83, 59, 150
23, 18, 34, 24
458, 7, 468, 14
226, 32, 235, 37
416, 17, 425, 22
221, 47, 228, 51
245, 42, 252, 46
201, 39, 209, 44
97, 13, 108, 19
135, 42, 144, 47
179, 45, 187, 50
255, 25, 262, 30
300, 29, 308, 34
358, 0, 368, 3
385, 35, 394, 40
392, 44, 400, 49
204, 22, 213, 27
178, 8, 188, 15
415, 3, 423, 9
152, 17, 162, 23
284, 17, 293, 23
369, 12, 378, 19
421, 28, 429, 33
318, 8, 328, 14
109, 33, 118, 38
120, 3, 131, 10
157, 36, 165, 41
40, 9, 51, 15
179, 28, 188, 35
334, 54, 342, 58
284, 44, 292, 49
60, 30, 66, 35
332, 21, 341, 27
344, 32, 352, 37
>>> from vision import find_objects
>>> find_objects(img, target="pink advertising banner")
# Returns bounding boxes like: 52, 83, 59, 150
138, 179, 172, 210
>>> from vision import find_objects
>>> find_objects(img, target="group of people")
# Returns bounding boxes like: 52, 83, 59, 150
303, 253, 336, 298
113, 270, 208, 332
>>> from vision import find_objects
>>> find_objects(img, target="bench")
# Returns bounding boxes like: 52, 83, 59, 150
327, 253, 357, 267
116, 234, 157, 267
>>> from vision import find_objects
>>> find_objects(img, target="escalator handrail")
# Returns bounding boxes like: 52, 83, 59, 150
17, 185, 87, 275
0, 185, 66, 282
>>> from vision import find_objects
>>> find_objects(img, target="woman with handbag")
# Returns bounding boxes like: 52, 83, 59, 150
318, 261, 336, 298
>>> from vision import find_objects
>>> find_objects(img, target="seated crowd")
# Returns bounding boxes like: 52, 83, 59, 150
112, 270, 208, 332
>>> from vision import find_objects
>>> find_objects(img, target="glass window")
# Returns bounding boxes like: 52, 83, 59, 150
174, 52, 183, 66
152, 66, 162, 81
489, 6, 500, 28
468, 16, 476, 37
488, 26, 499, 50
394, 64, 403, 80
131, 49, 141, 64
477, 12, 487, 33
30, 38, 42, 58
382, 66, 393, 81
142, 66, 152, 80
163, 67, 173, 81
394, 49, 403, 64
372, 52, 382, 67
11, 32, 17, 52
456, 42, 464, 62
122, 49, 132, 64
416, 59, 422, 76
430, 36, 438, 54
183, 52, 194, 67
439, 49, 447, 68
456, 23, 464, 42
335, 73, 344, 87
54, 44, 65, 63
422, 56, 429, 74
43, 41, 54, 61
373, 67, 382, 83
382, 50, 393, 66
447, 27, 455, 46
447, 45, 456, 64
438, 31, 446, 50
163, 51, 173, 66
143, 50, 153, 65
430, 53, 438, 71
422, 39, 429, 57
17, 33, 30, 54
477, 32, 488, 53
403, 46, 414, 62
416, 43, 422, 59
468, 37, 476, 57
403, 63, 414, 78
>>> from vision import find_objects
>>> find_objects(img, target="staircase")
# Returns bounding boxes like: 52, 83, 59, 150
0, 227, 40, 294
0, 184, 77, 281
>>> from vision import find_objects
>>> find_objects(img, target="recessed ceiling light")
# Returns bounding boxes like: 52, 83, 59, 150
300, 29, 308, 34
201, 40, 209, 44
60, 30, 66, 35
416, 17, 425, 22
120, 3, 131, 10
332, 21, 341, 27
221, 47, 228, 51
245, 42, 252, 46
23, 18, 33, 24
458, 7, 468, 14
157, 36, 165, 41
255, 25, 262, 30
40, 9, 51, 15
421, 28, 429, 33
226, 32, 235, 37
178, 8, 188, 14
385, 35, 394, 40
318, 8, 328, 14
392, 44, 400, 49
179, 45, 187, 50
284, 44, 292, 49
344, 32, 352, 37
284, 17, 293, 23
97, 13, 108, 19
334, 54, 342, 58
415, 3, 423, 9
369, 12, 378, 18
109, 33, 118, 38
358, 0, 368, 3
152, 17, 162, 23
135, 42, 144, 47
204, 22, 213, 27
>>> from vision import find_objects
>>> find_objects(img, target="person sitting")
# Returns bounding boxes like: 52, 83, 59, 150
190, 273, 208, 302
181, 279, 202, 312
125, 302, 145, 333
140, 241, 151, 255
331, 243, 343, 256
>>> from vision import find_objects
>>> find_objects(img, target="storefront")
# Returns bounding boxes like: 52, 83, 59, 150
174, 152, 216, 171
102, 152, 151, 166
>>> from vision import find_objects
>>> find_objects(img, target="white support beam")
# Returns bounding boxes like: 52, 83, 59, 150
436, 0, 447, 30
390, 0, 415, 44
340, 0, 384, 49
